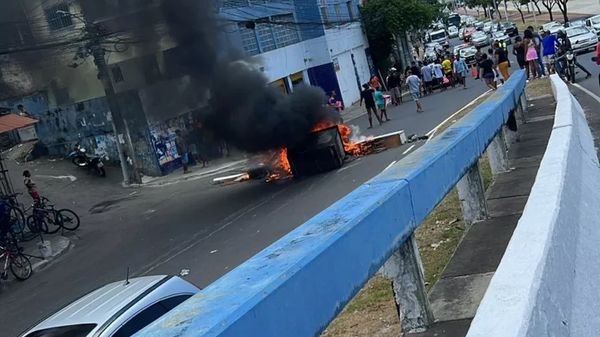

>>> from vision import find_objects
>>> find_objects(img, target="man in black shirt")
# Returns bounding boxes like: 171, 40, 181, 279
556, 31, 591, 80
386, 68, 402, 105
410, 61, 422, 79
360, 83, 383, 128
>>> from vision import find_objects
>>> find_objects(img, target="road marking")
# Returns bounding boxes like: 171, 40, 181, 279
426, 89, 493, 140
37, 175, 77, 182
383, 160, 397, 171
572, 83, 600, 103
402, 145, 416, 155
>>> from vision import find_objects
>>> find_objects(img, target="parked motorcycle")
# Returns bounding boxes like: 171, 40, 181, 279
68, 144, 107, 177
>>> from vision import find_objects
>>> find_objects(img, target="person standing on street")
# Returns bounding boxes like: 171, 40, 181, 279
480, 54, 498, 90
406, 70, 424, 113
23, 170, 41, 207
432, 59, 445, 90
374, 87, 390, 122
386, 68, 402, 105
524, 29, 539, 80
528, 26, 546, 78
474, 47, 483, 79
176, 130, 191, 174
542, 30, 557, 74
442, 55, 454, 87
421, 62, 434, 95
360, 83, 383, 129
453, 54, 469, 89
513, 36, 527, 70
369, 74, 381, 90
494, 42, 511, 81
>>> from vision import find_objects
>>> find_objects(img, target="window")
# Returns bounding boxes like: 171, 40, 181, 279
111, 295, 191, 337
24, 324, 97, 337
320, 6, 329, 24
334, 4, 341, 22
238, 23, 260, 56
45, 3, 74, 31
256, 23, 276, 52
347, 1, 354, 20
112, 66, 125, 83
272, 14, 300, 48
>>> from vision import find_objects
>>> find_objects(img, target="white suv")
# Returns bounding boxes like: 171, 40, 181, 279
20, 275, 200, 337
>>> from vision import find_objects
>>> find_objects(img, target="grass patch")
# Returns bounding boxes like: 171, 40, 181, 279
526, 77, 552, 98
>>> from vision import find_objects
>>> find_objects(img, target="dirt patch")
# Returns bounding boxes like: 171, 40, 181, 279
526, 77, 552, 99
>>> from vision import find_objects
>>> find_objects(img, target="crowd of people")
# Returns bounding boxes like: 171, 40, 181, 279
513, 25, 592, 82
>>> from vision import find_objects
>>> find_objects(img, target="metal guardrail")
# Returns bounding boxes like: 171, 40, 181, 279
137, 70, 528, 337
467, 75, 600, 337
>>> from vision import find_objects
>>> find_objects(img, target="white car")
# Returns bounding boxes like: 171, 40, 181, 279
586, 15, 600, 37
565, 26, 598, 53
483, 21, 493, 33
20, 276, 200, 337
543, 21, 564, 35
448, 25, 459, 38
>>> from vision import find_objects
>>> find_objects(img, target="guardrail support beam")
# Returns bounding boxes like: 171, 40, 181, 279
383, 234, 433, 334
456, 162, 488, 224
519, 92, 528, 123
487, 132, 509, 175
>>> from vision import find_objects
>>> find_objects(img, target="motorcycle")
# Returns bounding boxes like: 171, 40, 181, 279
68, 144, 107, 177
565, 51, 576, 84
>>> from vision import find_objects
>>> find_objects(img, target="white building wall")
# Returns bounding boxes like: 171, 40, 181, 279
256, 36, 331, 83
325, 23, 371, 105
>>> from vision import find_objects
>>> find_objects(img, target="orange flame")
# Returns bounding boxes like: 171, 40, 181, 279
267, 148, 292, 181
311, 121, 363, 156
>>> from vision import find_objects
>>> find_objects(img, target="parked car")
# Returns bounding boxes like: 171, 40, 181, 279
471, 31, 490, 47
458, 26, 465, 40
568, 19, 597, 35
491, 30, 511, 45
483, 21, 494, 33
473, 20, 485, 30
458, 45, 478, 65
585, 15, 600, 37
564, 26, 598, 53
19, 276, 200, 337
498, 21, 519, 37
428, 29, 449, 48
448, 25, 459, 38
543, 21, 564, 35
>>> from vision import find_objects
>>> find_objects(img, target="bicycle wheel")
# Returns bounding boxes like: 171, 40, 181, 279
10, 253, 32, 280
26, 215, 48, 234
44, 210, 62, 235
58, 209, 80, 231
8, 206, 26, 235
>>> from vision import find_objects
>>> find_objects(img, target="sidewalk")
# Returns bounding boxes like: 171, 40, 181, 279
409, 95, 556, 336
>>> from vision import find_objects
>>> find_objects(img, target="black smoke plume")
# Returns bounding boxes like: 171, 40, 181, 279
161, 0, 330, 152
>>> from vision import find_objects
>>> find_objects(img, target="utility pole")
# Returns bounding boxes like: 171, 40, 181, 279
60, 9, 141, 185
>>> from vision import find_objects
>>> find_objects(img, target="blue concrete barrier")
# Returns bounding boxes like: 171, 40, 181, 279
137, 70, 527, 337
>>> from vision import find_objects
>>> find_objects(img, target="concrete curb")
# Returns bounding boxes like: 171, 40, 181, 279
30, 236, 74, 273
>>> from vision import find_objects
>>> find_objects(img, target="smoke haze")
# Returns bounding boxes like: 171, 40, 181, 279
161, 0, 330, 152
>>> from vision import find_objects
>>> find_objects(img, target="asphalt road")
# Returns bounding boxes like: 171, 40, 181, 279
0, 39, 496, 337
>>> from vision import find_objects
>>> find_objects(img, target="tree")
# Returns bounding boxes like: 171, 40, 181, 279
512, 0, 530, 23
541, 0, 556, 21
360, 0, 435, 70
530, 0, 543, 14
556, 0, 568, 22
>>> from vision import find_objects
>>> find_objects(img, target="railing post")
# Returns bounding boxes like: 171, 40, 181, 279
487, 131, 509, 175
518, 92, 528, 123
456, 162, 488, 225
383, 234, 433, 334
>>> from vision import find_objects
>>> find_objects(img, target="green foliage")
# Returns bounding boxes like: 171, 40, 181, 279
360, 0, 436, 69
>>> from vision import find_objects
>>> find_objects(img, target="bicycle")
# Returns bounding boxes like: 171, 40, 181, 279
1, 193, 30, 240
0, 236, 32, 281
27, 198, 80, 234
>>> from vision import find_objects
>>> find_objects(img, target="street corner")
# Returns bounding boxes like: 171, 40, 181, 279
29, 235, 75, 273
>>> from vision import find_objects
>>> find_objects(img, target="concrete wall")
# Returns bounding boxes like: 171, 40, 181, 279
136, 71, 527, 337
467, 75, 600, 337
325, 23, 370, 105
